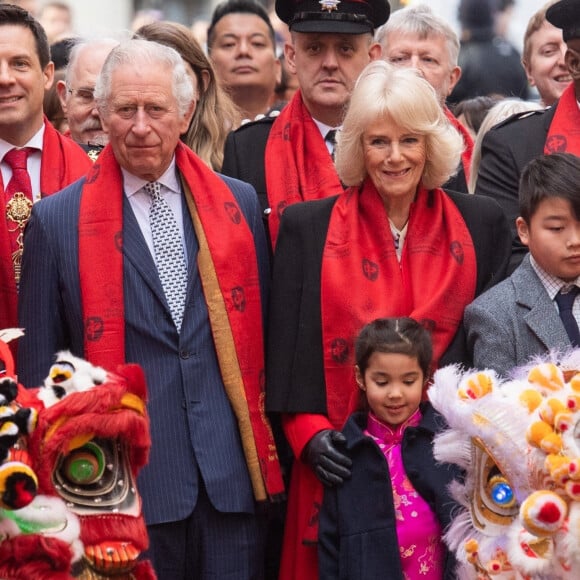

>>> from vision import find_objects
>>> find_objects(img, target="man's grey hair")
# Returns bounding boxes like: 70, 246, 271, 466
375, 4, 460, 68
94, 39, 194, 117
65, 37, 120, 87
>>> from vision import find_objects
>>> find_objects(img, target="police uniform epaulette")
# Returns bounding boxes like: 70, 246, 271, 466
234, 110, 280, 133
492, 107, 548, 130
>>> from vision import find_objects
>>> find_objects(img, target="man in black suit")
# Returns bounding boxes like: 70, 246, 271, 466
221, 0, 390, 247
475, 0, 580, 273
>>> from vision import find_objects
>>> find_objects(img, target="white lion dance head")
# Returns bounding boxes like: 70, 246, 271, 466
429, 351, 580, 579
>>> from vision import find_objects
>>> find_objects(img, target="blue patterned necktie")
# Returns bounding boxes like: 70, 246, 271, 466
555, 286, 580, 347
145, 181, 188, 330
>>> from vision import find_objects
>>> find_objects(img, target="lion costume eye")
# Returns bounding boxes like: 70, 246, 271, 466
62, 441, 105, 485
53, 437, 138, 516
488, 474, 516, 508
471, 438, 520, 534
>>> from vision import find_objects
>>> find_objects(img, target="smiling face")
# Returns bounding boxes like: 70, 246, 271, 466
382, 30, 460, 105
524, 20, 570, 107
356, 351, 424, 427
100, 62, 194, 182
517, 197, 580, 282
286, 31, 381, 126
0, 24, 54, 146
363, 114, 426, 211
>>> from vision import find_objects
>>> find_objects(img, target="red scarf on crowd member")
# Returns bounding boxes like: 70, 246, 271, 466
321, 180, 477, 429
265, 90, 343, 248
545, 83, 580, 155
444, 106, 474, 185
0, 120, 91, 333
77, 143, 284, 501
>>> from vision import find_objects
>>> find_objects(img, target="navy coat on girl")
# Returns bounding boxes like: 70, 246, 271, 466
318, 404, 460, 579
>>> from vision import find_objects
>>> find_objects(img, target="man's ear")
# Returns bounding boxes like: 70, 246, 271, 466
179, 100, 196, 135
447, 65, 462, 96
284, 41, 297, 74
521, 58, 537, 88
516, 216, 530, 246
369, 42, 382, 61
56, 79, 68, 113
43, 61, 55, 92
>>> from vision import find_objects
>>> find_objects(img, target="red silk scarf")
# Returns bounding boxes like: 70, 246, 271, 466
0, 120, 91, 332
265, 91, 343, 247
321, 181, 477, 428
545, 83, 580, 155
78, 143, 284, 499
444, 106, 474, 186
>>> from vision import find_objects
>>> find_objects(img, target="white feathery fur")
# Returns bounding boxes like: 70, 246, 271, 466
38, 351, 108, 408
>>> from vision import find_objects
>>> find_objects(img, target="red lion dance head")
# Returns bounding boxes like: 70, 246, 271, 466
23, 357, 156, 580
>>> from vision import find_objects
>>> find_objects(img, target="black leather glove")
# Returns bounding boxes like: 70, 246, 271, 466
302, 429, 352, 487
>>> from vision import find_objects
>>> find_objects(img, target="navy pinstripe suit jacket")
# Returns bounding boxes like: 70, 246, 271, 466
17, 171, 270, 525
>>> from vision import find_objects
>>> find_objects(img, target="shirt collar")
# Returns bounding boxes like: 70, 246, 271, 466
122, 156, 180, 198
0, 124, 45, 162
312, 118, 341, 140
530, 254, 580, 300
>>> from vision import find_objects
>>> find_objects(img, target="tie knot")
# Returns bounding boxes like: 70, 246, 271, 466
4, 147, 33, 170
325, 130, 337, 146
556, 286, 580, 310
144, 181, 162, 200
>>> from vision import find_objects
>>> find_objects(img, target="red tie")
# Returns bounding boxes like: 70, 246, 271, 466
4, 147, 34, 285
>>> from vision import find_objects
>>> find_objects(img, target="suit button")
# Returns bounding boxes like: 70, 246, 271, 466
179, 350, 190, 359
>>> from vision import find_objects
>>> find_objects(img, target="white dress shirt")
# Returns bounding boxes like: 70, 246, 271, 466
0, 125, 45, 202
123, 156, 187, 261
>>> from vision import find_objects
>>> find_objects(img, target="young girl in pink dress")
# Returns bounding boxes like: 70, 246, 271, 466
318, 317, 460, 579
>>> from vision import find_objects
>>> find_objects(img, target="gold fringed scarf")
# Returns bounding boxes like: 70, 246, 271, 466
185, 183, 270, 501
78, 143, 284, 501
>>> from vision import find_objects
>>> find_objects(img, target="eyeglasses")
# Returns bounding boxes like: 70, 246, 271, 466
67, 87, 95, 106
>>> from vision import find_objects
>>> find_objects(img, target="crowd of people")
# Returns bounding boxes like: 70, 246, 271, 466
2, 0, 580, 578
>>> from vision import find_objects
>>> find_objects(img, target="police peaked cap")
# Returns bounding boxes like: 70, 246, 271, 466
547, 0, 580, 42
276, 0, 391, 34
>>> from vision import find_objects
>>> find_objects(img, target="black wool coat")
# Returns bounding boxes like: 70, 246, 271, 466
266, 190, 511, 416
318, 405, 460, 580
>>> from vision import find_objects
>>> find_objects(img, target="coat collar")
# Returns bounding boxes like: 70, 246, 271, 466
513, 255, 571, 348
343, 402, 442, 451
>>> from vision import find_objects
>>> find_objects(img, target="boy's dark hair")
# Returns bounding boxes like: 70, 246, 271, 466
519, 153, 580, 223
207, 0, 276, 51
0, 3, 51, 69
355, 317, 433, 379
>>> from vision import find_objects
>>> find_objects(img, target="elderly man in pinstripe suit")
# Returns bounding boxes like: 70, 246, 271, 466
17, 39, 283, 580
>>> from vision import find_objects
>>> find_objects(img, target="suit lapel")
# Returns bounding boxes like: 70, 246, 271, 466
122, 195, 168, 306
515, 257, 570, 349
183, 200, 199, 298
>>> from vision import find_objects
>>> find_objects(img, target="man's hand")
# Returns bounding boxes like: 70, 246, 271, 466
302, 429, 352, 487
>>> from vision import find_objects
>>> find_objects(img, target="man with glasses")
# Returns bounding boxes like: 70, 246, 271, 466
56, 38, 118, 159
0, 4, 91, 336
475, 0, 580, 273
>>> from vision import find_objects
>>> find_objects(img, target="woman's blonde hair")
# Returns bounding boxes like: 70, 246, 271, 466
335, 61, 464, 190
135, 21, 241, 170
